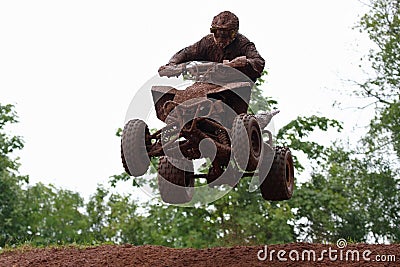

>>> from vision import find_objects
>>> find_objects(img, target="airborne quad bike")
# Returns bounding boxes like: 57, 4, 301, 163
121, 61, 294, 204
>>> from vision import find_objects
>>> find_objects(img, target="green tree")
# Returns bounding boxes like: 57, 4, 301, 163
103, 191, 142, 244
0, 104, 28, 247
85, 186, 111, 243
295, 144, 400, 243
85, 185, 143, 244
356, 0, 399, 157
23, 183, 89, 245
293, 0, 399, 243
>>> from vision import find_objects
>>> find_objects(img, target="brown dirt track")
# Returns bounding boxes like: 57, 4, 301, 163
0, 243, 399, 266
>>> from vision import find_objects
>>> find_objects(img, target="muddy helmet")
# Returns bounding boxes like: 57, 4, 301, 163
211, 11, 239, 31
210, 11, 239, 48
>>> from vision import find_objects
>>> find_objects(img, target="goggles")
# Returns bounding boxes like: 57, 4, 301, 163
210, 27, 235, 38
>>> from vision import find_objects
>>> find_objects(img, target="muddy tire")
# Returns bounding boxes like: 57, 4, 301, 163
157, 156, 195, 204
231, 114, 263, 171
121, 119, 151, 177
260, 147, 295, 201
120, 141, 131, 175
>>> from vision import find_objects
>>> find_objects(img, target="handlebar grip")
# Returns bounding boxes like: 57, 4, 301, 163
159, 65, 184, 77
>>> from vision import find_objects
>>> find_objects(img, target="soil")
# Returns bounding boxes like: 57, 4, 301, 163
1, 243, 399, 267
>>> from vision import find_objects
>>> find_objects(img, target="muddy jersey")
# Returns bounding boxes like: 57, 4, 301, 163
168, 33, 265, 82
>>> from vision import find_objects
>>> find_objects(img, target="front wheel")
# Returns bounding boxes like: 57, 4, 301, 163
157, 157, 195, 204
121, 119, 151, 177
260, 147, 295, 201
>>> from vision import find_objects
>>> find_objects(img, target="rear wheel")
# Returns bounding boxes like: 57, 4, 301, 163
157, 156, 195, 204
231, 114, 263, 171
260, 147, 295, 201
121, 119, 151, 177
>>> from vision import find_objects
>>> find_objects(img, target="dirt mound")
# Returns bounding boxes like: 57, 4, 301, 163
1, 243, 399, 266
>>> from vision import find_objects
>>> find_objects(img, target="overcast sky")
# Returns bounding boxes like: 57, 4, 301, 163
0, 0, 373, 200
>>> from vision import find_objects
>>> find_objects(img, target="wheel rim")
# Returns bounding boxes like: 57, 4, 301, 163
285, 157, 294, 191
251, 125, 261, 157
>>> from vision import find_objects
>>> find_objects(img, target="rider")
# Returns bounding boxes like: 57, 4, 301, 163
158, 11, 265, 82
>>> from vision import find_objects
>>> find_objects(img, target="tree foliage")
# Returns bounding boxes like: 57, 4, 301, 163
357, 0, 399, 103
294, 145, 400, 243
0, 104, 28, 247
23, 183, 89, 245
356, 0, 399, 157
294, 0, 400, 243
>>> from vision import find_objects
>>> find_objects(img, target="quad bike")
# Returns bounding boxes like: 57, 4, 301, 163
121, 61, 294, 204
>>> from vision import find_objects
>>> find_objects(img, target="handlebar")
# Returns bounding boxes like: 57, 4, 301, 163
158, 60, 252, 84
158, 61, 219, 78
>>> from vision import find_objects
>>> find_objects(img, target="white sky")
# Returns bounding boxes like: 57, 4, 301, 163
1, 1, 373, 200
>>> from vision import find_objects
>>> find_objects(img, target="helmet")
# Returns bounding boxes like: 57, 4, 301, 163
211, 11, 239, 31
210, 11, 239, 48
